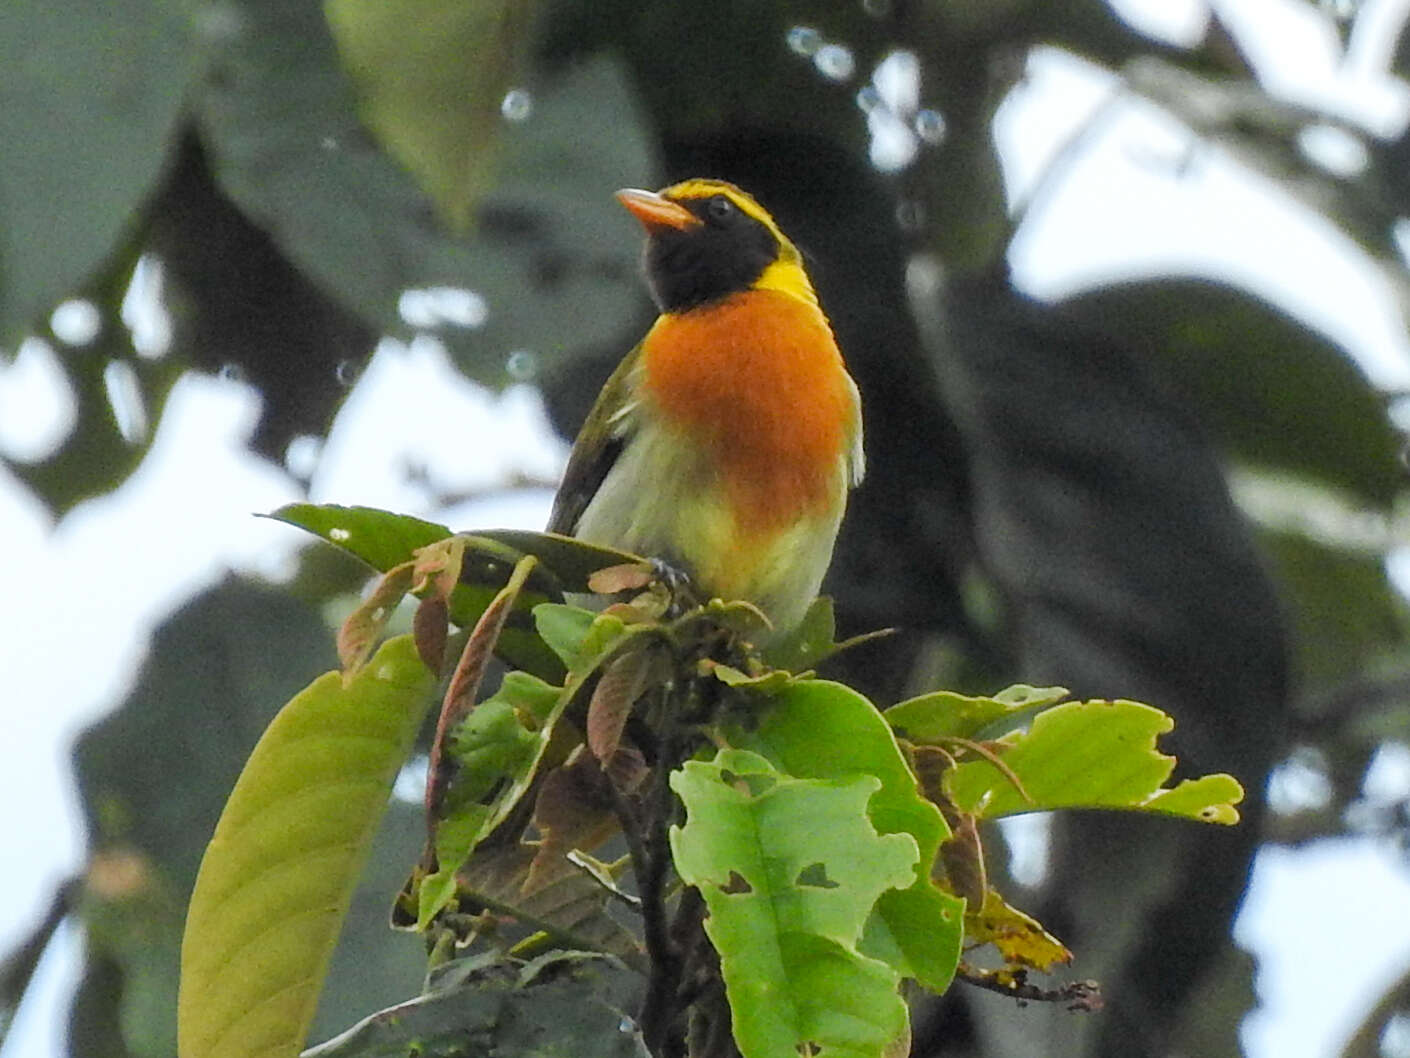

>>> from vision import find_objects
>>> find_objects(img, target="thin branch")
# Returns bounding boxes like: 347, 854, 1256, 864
635, 674, 693, 1057
955, 963, 1103, 1012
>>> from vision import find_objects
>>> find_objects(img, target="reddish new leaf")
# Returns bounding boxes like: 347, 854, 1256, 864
587, 562, 654, 595
338, 562, 414, 680
525, 751, 619, 895
586, 645, 657, 769
413, 596, 449, 674
425, 555, 539, 824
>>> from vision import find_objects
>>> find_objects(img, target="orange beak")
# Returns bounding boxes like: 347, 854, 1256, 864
616, 188, 701, 232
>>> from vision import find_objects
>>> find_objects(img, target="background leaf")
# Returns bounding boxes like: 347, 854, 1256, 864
1060, 278, 1402, 507
198, 0, 652, 386
0, 2, 193, 341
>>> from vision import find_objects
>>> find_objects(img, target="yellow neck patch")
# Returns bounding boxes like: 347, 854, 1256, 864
753, 256, 819, 308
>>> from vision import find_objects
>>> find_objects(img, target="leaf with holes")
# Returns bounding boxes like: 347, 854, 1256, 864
670, 749, 917, 1058
733, 680, 965, 993
944, 700, 1244, 823
177, 635, 435, 1058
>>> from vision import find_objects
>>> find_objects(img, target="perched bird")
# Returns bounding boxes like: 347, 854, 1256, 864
548, 179, 864, 636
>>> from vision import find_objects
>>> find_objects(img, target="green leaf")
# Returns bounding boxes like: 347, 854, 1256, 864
268, 507, 644, 593
267, 503, 452, 573
533, 604, 630, 675
474, 530, 645, 592
944, 700, 1244, 824
762, 596, 839, 672
417, 670, 567, 926
178, 636, 435, 1058
197, 0, 652, 388
0, 4, 194, 341
299, 952, 645, 1058
735, 680, 965, 993
412, 603, 645, 926
269, 505, 578, 680
323, 0, 536, 232
670, 749, 916, 1058
761, 597, 893, 673
885, 684, 1070, 742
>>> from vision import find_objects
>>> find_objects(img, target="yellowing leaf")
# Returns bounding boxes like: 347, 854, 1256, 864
177, 636, 435, 1058
944, 700, 1244, 824
964, 890, 1071, 972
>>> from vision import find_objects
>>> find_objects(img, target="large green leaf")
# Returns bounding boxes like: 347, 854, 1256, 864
269, 504, 642, 680
943, 699, 1244, 824
195, 0, 652, 385
269, 504, 642, 594
0, 1, 194, 341
670, 749, 916, 1058
323, 0, 536, 232
1257, 528, 1408, 689
178, 635, 435, 1058
733, 679, 965, 992
268, 504, 454, 575
1061, 278, 1401, 507
70, 582, 337, 1058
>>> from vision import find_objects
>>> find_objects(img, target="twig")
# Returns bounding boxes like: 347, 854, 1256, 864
955, 963, 1103, 1012
635, 675, 693, 1057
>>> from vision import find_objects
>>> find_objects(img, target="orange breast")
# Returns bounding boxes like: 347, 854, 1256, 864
641, 289, 854, 534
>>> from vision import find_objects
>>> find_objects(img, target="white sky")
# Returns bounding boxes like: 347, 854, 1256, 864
5, 2, 1410, 1056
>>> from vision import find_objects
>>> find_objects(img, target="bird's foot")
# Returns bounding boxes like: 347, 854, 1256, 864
648, 557, 698, 618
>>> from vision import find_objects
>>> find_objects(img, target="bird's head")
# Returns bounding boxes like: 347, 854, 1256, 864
615, 179, 813, 313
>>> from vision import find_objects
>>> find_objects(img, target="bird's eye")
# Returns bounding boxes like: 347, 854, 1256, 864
706, 195, 734, 222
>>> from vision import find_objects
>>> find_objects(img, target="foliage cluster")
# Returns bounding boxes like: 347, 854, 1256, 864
177, 507, 1241, 1058
4, 1, 1410, 1056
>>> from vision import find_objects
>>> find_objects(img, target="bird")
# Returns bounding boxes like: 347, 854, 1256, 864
547, 178, 864, 637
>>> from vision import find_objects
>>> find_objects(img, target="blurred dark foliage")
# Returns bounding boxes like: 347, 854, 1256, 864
148, 130, 376, 460
3, 0, 1410, 1056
